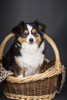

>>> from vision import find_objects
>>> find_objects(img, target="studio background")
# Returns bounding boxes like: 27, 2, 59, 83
0, 0, 67, 100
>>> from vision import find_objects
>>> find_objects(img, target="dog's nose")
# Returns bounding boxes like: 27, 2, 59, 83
29, 38, 34, 43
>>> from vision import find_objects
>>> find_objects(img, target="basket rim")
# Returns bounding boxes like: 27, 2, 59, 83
4, 91, 56, 99
6, 66, 62, 83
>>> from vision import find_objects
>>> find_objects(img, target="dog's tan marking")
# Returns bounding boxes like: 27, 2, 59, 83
32, 29, 42, 46
35, 34, 41, 46
35, 66, 40, 74
18, 37, 27, 45
19, 69, 25, 76
17, 30, 28, 45
24, 30, 29, 34
32, 29, 37, 33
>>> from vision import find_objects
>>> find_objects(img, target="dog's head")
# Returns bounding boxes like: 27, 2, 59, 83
11, 20, 47, 49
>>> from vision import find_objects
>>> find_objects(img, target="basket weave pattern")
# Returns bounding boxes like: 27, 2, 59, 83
4, 75, 58, 96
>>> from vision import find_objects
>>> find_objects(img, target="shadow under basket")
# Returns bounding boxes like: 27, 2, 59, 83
0, 33, 66, 100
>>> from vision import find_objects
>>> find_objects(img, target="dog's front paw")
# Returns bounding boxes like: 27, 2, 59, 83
17, 75, 23, 78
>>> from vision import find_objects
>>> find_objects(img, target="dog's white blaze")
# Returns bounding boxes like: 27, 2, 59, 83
15, 41, 45, 77
27, 24, 33, 33
26, 24, 35, 43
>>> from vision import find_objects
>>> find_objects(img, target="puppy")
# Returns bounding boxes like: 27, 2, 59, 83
3, 20, 47, 77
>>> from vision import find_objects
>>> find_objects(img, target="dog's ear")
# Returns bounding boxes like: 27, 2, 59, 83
11, 26, 20, 34
11, 21, 24, 35
34, 20, 47, 33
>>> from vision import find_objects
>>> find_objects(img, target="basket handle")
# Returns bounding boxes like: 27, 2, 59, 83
0, 33, 15, 61
0, 33, 61, 69
43, 34, 61, 69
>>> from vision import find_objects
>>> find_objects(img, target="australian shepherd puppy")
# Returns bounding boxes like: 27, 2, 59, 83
3, 20, 47, 77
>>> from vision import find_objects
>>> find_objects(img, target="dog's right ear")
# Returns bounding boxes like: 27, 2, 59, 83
11, 21, 24, 36
34, 20, 47, 33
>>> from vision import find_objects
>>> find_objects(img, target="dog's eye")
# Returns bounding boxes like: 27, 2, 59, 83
23, 33, 28, 38
32, 32, 37, 36
32, 32, 39, 37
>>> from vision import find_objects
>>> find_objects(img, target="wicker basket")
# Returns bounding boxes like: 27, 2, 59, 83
0, 33, 65, 100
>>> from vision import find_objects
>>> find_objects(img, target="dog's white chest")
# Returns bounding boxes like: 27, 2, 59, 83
15, 42, 45, 76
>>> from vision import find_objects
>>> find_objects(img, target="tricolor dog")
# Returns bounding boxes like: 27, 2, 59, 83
3, 20, 47, 77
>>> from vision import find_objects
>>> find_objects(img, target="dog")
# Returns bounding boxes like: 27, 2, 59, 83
3, 20, 47, 77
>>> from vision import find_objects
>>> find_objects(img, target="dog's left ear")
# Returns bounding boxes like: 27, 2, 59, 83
34, 20, 47, 33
